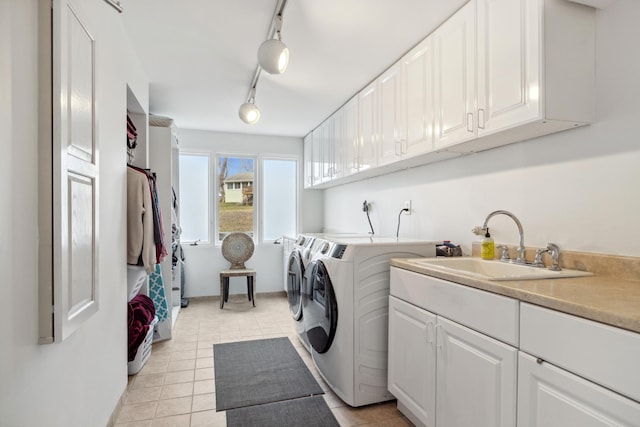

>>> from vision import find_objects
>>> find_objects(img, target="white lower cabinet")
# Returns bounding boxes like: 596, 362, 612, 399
388, 296, 436, 427
388, 295, 517, 427
389, 267, 640, 427
517, 351, 640, 427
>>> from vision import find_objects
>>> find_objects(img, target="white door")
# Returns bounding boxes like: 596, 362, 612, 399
388, 297, 437, 427
518, 352, 640, 427
49, 0, 99, 342
378, 63, 404, 166
342, 96, 359, 177
433, 0, 477, 150
358, 81, 378, 171
436, 316, 517, 427
403, 37, 435, 158
476, 0, 540, 136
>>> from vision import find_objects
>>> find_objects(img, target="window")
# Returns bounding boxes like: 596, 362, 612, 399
217, 156, 255, 241
178, 153, 209, 243
262, 158, 297, 241
180, 153, 298, 244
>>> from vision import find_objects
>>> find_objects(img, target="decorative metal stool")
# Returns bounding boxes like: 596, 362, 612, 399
219, 232, 256, 309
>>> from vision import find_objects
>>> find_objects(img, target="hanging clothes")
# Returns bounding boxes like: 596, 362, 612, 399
148, 174, 168, 264
127, 166, 156, 274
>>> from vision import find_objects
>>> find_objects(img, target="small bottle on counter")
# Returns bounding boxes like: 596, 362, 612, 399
481, 229, 495, 260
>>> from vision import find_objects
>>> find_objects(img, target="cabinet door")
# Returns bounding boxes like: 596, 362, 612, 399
331, 112, 343, 179
436, 316, 517, 427
342, 96, 359, 176
388, 296, 436, 427
433, 0, 476, 150
378, 63, 403, 167
311, 128, 322, 185
318, 121, 332, 182
476, 0, 540, 136
403, 37, 434, 158
358, 81, 378, 171
303, 134, 313, 188
518, 352, 640, 427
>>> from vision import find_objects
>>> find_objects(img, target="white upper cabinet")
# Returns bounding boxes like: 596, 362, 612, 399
311, 125, 322, 185
459, 0, 595, 152
330, 112, 343, 180
378, 62, 404, 167
318, 120, 333, 183
402, 37, 435, 158
476, 0, 540, 136
303, 133, 313, 189
303, 0, 594, 188
342, 96, 359, 177
433, 0, 477, 150
358, 80, 378, 172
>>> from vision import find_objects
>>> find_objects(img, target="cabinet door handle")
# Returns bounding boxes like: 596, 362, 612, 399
478, 109, 485, 130
394, 140, 402, 156
466, 113, 474, 132
426, 321, 434, 345
435, 324, 443, 352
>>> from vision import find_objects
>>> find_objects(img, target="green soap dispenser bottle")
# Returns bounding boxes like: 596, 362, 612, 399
481, 228, 495, 260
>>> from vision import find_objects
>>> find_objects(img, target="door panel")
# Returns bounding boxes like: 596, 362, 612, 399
436, 316, 517, 427
41, 0, 99, 343
388, 297, 436, 427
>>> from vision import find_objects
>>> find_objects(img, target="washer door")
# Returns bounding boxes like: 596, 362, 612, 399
287, 250, 304, 320
302, 259, 338, 354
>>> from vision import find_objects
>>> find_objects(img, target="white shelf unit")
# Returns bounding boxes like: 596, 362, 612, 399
149, 120, 181, 339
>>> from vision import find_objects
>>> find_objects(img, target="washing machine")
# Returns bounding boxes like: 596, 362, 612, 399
286, 234, 316, 352
302, 236, 438, 407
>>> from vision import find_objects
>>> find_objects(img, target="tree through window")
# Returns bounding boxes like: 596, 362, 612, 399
218, 156, 254, 240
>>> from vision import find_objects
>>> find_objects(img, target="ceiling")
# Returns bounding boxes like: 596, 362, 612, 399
121, 0, 467, 137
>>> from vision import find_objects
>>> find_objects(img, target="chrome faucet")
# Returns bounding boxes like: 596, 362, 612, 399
473, 210, 526, 264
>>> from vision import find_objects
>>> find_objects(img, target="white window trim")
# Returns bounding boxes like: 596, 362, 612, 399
179, 150, 212, 246
258, 154, 300, 244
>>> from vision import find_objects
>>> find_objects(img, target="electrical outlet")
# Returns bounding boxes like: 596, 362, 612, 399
404, 200, 411, 215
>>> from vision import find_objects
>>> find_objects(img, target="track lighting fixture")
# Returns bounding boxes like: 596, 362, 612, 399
238, 0, 288, 124
239, 87, 260, 125
257, 14, 289, 75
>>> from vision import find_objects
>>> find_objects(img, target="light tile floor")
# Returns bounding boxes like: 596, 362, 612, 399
116, 293, 413, 427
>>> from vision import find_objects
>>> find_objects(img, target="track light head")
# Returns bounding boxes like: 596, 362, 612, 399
239, 88, 260, 124
239, 102, 260, 125
258, 38, 289, 74
258, 13, 289, 74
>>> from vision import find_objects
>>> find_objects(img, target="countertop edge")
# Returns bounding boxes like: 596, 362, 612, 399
390, 258, 640, 334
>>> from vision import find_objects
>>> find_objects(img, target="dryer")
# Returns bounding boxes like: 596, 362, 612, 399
286, 234, 316, 352
302, 236, 438, 407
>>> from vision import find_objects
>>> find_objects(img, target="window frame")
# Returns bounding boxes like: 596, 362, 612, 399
178, 150, 212, 245
258, 154, 300, 244
180, 151, 300, 247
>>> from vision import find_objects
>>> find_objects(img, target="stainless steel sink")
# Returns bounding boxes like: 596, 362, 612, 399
409, 257, 593, 281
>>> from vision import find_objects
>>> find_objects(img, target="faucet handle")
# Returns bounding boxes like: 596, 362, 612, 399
497, 245, 510, 262
532, 248, 548, 268
546, 243, 561, 271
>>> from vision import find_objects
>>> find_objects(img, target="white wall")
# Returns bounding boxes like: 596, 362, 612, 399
178, 129, 323, 297
0, 1, 148, 426
324, 0, 640, 258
